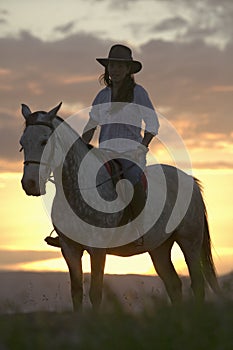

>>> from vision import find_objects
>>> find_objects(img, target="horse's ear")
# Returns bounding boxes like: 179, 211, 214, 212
21, 104, 32, 119
48, 102, 62, 119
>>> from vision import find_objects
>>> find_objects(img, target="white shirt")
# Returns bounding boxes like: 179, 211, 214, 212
88, 84, 159, 152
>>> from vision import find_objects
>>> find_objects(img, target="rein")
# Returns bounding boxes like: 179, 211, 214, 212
66, 163, 135, 191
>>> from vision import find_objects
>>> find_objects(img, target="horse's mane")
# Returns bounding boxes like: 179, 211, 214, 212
53, 115, 93, 151
54, 115, 77, 134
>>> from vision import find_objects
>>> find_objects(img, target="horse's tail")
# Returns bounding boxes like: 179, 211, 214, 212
201, 208, 221, 295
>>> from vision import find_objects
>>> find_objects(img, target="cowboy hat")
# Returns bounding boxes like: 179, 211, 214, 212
96, 44, 142, 74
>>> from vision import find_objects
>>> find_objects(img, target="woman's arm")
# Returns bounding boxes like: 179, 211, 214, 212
141, 131, 155, 147
81, 118, 97, 144
134, 85, 160, 140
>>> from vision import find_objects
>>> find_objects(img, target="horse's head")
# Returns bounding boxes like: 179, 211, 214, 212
20, 102, 62, 196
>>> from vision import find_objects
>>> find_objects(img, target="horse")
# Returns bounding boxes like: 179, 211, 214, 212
20, 102, 221, 311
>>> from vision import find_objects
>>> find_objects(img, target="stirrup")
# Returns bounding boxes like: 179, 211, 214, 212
44, 236, 61, 248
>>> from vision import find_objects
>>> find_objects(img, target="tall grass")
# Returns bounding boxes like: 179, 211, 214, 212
0, 299, 232, 350
0, 272, 232, 349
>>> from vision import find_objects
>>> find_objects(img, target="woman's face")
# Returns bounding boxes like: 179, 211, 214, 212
108, 61, 130, 84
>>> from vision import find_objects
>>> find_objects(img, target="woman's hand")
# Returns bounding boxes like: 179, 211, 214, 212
133, 144, 148, 167
137, 143, 149, 154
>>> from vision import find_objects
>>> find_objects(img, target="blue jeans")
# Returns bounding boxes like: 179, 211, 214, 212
117, 158, 144, 185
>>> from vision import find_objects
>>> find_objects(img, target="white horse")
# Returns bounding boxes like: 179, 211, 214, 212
20, 103, 221, 311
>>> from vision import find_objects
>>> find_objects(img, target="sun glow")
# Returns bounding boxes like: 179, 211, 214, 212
0, 167, 232, 275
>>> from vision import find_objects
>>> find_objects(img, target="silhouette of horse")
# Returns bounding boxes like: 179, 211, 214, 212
20, 103, 221, 311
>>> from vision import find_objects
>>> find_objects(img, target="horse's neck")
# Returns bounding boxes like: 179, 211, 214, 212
53, 118, 84, 172
53, 116, 90, 160
62, 138, 88, 188
53, 117, 107, 193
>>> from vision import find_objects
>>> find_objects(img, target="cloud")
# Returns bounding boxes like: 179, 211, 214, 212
178, 0, 233, 46
0, 31, 113, 171
192, 161, 233, 170
151, 16, 187, 32
145, 0, 233, 48
0, 8, 8, 25
54, 21, 76, 34
0, 29, 232, 171
107, 0, 140, 10
0, 250, 60, 267
139, 39, 233, 135
0, 18, 7, 25
131, 0, 233, 45
0, 9, 9, 15
0, 110, 23, 162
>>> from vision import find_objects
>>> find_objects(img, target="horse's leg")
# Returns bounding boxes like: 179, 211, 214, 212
89, 248, 106, 311
177, 236, 205, 302
60, 237, 84, 312
149, 237, 182, 304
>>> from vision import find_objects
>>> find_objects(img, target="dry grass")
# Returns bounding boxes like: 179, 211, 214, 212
0, 300, 232, 350
0, 272, 232, 349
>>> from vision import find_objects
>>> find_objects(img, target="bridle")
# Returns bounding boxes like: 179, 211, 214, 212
22, 120, 55, 168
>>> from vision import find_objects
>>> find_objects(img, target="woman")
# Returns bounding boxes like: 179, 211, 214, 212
82, 44, 159, 218
45, 44, 159, 247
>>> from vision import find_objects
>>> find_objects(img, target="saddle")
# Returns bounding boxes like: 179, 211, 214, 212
86, 144, 147, 190
104, 159, 124, 187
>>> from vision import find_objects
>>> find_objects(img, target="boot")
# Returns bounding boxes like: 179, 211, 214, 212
45, 236, 60, 247
117, 181, 146, 246
130, 182, 147, 220
129, 182, 146, 246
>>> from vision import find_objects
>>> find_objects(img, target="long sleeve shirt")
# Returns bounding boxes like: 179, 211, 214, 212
86, 84, 159, 152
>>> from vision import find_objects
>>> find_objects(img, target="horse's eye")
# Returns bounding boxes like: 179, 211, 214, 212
41, 140, 47, 147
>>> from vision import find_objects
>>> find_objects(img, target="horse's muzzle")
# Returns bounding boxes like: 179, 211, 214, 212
21, 177, 46, 196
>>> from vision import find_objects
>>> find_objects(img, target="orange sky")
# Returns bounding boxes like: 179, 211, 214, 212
0, 0, 232, 276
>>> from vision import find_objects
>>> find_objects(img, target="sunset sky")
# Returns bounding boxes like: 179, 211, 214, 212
0, 0, 232, 276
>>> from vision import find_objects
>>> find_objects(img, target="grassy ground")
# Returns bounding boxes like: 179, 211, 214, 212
0, 272, 232, 350
0, 299, 232, 350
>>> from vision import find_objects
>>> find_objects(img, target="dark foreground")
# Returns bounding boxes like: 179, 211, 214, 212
0, 300, 232, 350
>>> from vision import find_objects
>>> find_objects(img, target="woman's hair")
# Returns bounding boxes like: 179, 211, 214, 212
99, 65, 136, 103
